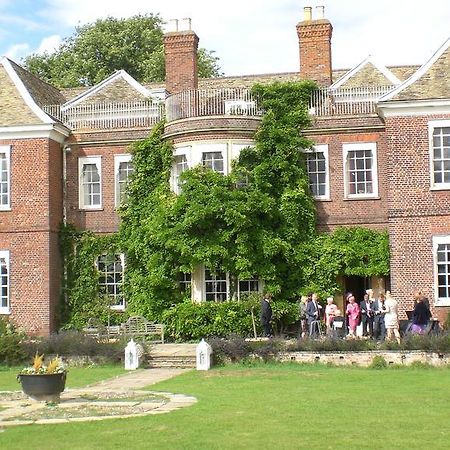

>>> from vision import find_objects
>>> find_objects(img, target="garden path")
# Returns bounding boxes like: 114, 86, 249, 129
0, 367, 196, 428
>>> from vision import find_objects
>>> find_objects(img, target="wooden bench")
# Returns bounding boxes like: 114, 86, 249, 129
121, 316, 165, 344
82, 317, 107, 339
83, 316, 164, 343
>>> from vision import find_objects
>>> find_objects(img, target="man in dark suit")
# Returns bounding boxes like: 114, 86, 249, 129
306, 293, 322, 337
360, 291, 374, 337
372, 293, 386, 340
260, 293, 273, 337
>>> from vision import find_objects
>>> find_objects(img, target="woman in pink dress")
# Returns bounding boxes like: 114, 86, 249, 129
346, 295, 360, 338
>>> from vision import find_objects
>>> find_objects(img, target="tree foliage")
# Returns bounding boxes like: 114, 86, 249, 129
301, 227, 390, 299
24, 14, 222, 87
58, 81, 391, 329
59, 224, 126, 329
119, 81, 318, 318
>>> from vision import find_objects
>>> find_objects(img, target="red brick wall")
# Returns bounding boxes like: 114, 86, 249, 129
386, 114, 450, 321
306, 130, 389, 230
65, 143, 132, 233
297, 19, 333, 86
0, 137, 63, 334
164, 31, 199, 94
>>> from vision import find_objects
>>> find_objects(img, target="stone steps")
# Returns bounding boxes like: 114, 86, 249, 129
146, 355, 196, 369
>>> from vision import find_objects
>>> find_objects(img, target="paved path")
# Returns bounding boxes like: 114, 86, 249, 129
79, 367, 190, 392
0, 368, 196, 428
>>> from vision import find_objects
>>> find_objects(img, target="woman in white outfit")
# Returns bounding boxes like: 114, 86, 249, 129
383, 291, 400, 344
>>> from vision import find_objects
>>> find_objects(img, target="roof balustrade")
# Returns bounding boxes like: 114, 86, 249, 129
42, 85, 394, 130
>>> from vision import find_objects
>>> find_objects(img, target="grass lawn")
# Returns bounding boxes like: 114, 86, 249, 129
0, 365, 127, 391
1, 363, 449, 449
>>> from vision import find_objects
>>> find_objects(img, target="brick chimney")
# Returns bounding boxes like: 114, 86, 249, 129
164, 19, 199, 94
296, 6, 333, 86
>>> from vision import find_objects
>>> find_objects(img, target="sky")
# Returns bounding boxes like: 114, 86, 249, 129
0, 0, 449, 76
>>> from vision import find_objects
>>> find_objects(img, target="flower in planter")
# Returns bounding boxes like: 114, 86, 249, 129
19, 353, 66, 375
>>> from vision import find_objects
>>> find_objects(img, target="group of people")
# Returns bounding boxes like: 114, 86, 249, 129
343, 289, 400, 342
260, 290, 433, 341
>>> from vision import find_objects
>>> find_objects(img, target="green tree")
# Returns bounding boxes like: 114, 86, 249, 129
24, 14, 222, 87
119, 81, 318, 318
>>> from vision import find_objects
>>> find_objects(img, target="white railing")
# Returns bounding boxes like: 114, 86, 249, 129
165, 88, 262, 122
309, 85, 394, 116
43, 101, 164, 130
43, 85, 395, 129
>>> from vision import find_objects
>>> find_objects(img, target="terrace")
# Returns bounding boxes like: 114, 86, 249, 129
42, 85, 393, 131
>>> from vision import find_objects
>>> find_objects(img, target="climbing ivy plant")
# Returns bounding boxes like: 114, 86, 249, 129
60, 81, 391, 327
59, 224, 125, 329
301, 227, 390, 299
119, 81, 318, 318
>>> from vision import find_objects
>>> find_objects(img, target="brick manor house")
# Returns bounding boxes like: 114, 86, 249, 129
0, 7, 449, 334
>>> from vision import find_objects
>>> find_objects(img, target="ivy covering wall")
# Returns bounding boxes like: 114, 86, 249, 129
60, 224, 125, 329
60, 81, 391, 328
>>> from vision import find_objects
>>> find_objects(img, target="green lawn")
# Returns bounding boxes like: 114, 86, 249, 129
0, 365, 126, 391
1, 363, 449, 449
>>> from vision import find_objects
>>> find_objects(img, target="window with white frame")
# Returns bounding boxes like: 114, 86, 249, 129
171, 146, 191, 194
79, 157, 102, 209
0, 146, 11, 210
97, 254, 125, 309
172, 155, 189, 194
114, 155, 133, 207
429, 121, 450, 189
0, 251, 10, 314
343, 143, 378, 198
202, 152, 224, 174
433, 236, 450, 306
204, 269, 227, 302
179, 272, 192, 293
238, 277, 260, 299
304, 145, 329, 199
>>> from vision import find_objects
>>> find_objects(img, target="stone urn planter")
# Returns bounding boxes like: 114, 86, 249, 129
18, 372, 67, 402
18, 354, 67, 402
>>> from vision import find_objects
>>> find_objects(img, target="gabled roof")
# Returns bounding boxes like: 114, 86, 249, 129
62, 70, 151, 110
0, 57, 56, 125
331, 55, 401, 90
379, 37, 450, 102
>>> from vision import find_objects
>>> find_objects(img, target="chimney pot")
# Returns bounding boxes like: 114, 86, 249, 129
316, 6, 325, 20
166, 19, 179, 33
303, 6, 312, 21
180, 18, 192, 31
296, 8, 333, 86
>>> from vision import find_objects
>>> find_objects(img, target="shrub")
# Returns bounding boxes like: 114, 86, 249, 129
292, 337, 377, 352
161, 299, 299, 341
409, 361, 433, 369
369, 355, 388, 369
209, 336, 253, 365
209, 336, 286, 365
0, 317, 28, 365
443, 312, 450, 331
22, 331, 126, 364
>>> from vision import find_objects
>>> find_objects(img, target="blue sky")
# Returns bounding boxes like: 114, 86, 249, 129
1, 0, 449, 76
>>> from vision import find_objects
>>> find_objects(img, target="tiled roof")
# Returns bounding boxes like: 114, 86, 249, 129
380, 38, 450, 102
60, 63, 422, 104
8, 59, 66, 107
62, 70, 151, 108
0, 65, 42, 126
331, 57, 402, 89
390, 65, 420, 81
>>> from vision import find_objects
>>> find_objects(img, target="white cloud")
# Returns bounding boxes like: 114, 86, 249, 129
0, 13, 42, 31
38, 0, 450, 75
36, 34, 62, 54
5, 43, 30, 59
